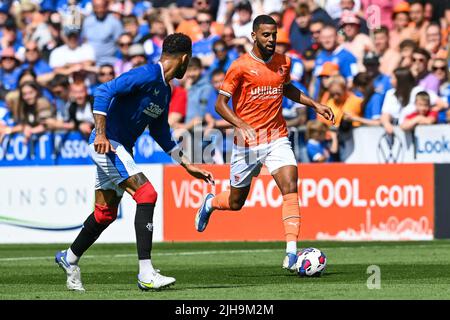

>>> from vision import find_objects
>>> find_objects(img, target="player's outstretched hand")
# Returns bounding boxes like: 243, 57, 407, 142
237, 122, 257, 143
314, 103, 335, 124
94, 135, 116, 154
185, 164, 215, 185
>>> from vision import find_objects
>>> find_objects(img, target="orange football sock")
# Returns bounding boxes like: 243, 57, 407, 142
282, 193, 301, 243
211, 191, 231, 210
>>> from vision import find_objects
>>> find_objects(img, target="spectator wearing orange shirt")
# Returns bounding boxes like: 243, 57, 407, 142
409, 0, 429, 48
389, 1, 415, 50
424, 23, 448, 60
320, 75, 362, 128
176, 2, 223, 43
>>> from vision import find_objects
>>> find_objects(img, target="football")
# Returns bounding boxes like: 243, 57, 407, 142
296, 248, 327, 277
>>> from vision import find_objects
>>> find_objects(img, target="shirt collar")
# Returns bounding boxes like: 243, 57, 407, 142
249, 50, 273, 64
158, 61, 168, 86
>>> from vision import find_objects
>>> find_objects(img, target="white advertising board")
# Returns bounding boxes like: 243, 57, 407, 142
0, 165, 164, 243
342, 124, 450, 163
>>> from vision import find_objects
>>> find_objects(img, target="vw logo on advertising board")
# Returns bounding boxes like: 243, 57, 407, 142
377, 133, 404, 163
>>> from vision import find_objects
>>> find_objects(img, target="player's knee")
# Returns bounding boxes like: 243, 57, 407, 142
229, 199, 245, 211
281, 183, 298, 196
94, 203, 118, 225
132, 182, 158, 204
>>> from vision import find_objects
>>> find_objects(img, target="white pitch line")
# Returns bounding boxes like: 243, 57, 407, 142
1, 244, 449, 262
0, 248, 278, 262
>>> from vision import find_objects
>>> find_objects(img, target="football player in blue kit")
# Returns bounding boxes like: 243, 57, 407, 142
55, 33, 214, 291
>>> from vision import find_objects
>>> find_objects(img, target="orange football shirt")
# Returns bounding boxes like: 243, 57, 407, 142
219, 51, 291, 144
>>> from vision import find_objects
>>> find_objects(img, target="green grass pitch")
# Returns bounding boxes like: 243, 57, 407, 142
1, 241, 450, 300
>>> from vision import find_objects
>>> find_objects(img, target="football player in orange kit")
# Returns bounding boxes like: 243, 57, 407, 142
195, 15, 335, 271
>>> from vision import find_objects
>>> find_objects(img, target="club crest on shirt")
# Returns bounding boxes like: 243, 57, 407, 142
143, 102, 164, 118
278, 67, 285, 76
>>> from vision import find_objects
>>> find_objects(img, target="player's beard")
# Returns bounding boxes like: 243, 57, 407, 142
257, 41, 275, 58
174, 64, 188, 79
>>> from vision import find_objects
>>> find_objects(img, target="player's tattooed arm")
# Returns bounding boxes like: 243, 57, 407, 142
93, 114, 116, 154
283, 83, 335, 124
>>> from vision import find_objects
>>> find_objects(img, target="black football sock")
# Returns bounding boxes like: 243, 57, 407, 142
70, 213, 109, 257
134, 203, 155, 260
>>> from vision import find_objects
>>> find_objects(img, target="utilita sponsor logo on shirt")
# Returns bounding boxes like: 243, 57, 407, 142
143, 102, 164, 118
250, 85, 283, 101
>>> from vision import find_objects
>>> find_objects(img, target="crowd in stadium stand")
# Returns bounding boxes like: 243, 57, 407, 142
0, 0, 448, 164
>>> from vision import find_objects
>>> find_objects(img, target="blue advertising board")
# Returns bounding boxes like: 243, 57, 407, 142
0, 131, 173, 166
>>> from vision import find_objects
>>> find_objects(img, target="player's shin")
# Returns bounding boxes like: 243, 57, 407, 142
132, 182, 158, 277
282, 193, 301, 254
211, 191, 231, 210
69, 206, 117, 264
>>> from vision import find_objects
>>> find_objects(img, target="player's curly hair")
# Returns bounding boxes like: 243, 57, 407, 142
162, 33, 192, 55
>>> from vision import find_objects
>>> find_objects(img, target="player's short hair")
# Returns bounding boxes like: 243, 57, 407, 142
415, 91, 431, 105
162, 33, 192, 55
252, 14, 277, 32
188, 56, 202, 69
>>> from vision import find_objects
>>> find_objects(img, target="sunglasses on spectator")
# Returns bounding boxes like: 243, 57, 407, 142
119, 42, 132, 47
99, 72, 114, 76
26, 48, 38, 52
432, 66, 446, 71
197, 20, 211, 24
214, 47, 226, 53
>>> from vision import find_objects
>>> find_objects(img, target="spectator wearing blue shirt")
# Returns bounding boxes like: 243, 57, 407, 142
347, 72, 383, 126
82, 0, 123, 65
431, 58, 450, 124
48, 74, 71, 122
312, 25, 358, 97
122, 14, 145, 43
184, 57, 213, 131
306, 120, 338, 163
139, 17, 166, 65
289, 4, 313, 57
0, 17, 24, 53
0, 99, 14, 131
192, 10, 220, 68
207, 39, 237, 76
90, 64, 116, 96
0, 47, 22, 91
21, 41, 53, 82
363, 52, 391, 97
